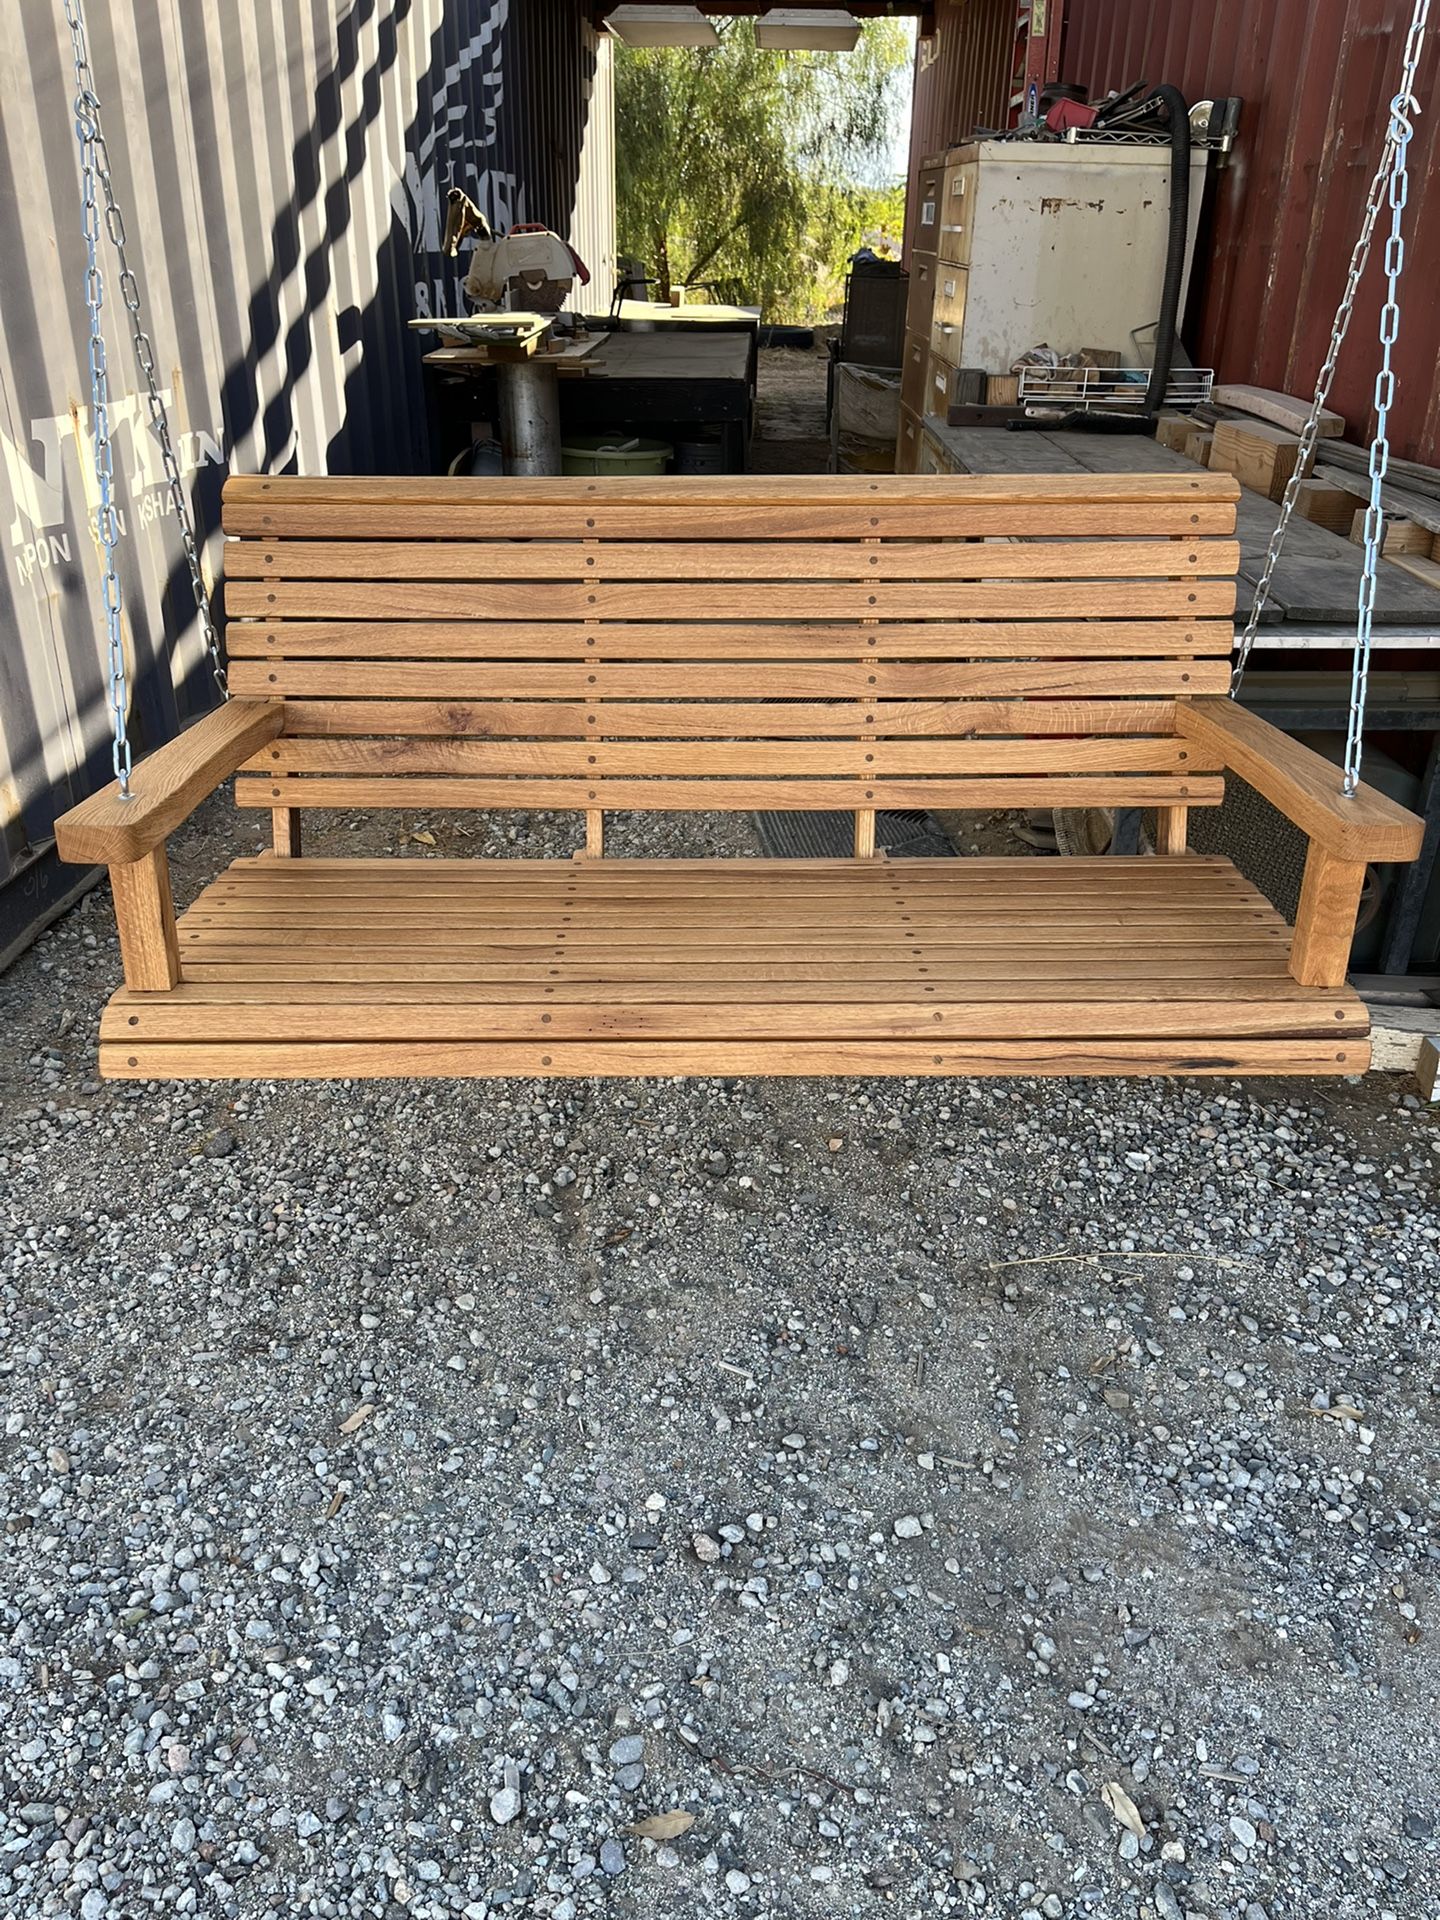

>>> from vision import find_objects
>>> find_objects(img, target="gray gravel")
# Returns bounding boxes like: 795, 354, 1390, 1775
1, 793, 1438, 1920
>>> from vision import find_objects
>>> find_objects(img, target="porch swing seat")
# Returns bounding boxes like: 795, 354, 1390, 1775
56, 473, 1425, 1082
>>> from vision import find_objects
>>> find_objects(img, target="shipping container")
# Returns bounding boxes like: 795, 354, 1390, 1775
905, 0, 1014, 231
0, 0, 616, 964
905, 0, 1440, 462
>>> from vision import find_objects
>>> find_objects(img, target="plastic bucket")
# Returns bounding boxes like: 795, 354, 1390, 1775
560, 434, 672, 476
672, 433, 727, 474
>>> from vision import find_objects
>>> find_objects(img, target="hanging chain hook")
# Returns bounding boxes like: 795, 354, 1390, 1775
1230, 0, 1431, 699
1347, 0, 1428, 795
62, 0, 228, 727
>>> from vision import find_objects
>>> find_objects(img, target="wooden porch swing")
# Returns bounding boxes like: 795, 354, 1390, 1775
50, 0, 1427, 1083
55, 469, 1423, 1081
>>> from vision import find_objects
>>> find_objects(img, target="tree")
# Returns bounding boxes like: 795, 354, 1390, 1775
615, 21, 911, 321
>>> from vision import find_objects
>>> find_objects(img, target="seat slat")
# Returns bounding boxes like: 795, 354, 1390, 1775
106, 997, 1349, 1043
227, 580, 1237, 621
227, 538, 1240, 582
101, 1039, 1363, 1079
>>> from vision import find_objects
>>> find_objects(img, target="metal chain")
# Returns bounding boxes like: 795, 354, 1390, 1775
1347, 0, 1428, 793
63, 0, 130, 794
1230, 0, 1431, 697
62, 0, 228, 705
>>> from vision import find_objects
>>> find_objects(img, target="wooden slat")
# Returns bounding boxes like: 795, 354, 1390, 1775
226, 580, 1238, 621
235, 774, 1225, 813
223, 502, 1239, 540
226, 538, 1240, 582
174, 957, 1307, 985
230, 660, 1230, 701
108, 973, 1346, 1008
180, 917, 1285, 949
100, 1037, 1363, 1079
103, 997, 1352, 1042
226, 620, 1234, 660
274, 698, 1184, 740
245, 738, 1212, 778
224, 471, 1242, 508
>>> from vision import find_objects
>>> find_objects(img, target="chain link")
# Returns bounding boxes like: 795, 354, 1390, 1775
62, 0, 228, 722
1230, 0, 1431, 700
1347, 0, 1428, 794
63, 0, 130, 794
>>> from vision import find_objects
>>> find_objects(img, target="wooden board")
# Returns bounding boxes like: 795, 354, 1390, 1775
1209, 420, 1311, 503
1210, 385, 1345, 436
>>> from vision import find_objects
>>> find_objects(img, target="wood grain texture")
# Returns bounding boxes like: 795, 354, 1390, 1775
110, 849, 181, 991
235, 774, 1224, 814
226, 619, 1233, 660
273, 698, 1186, 739
55, 702, 284, 866
227, 579, 1237, 622
222, 501, 1239, 539
1177, 698, 1425, 861
100, 1038, 1363, 1080
227, 538, 1240, 582
1289, 846, 1367, 988
230, 661, 1230, 701
223, 471, 1243, 510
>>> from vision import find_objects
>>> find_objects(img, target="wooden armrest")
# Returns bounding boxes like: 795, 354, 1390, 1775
55, 701, 284, 867
1176, 697, 1425, 863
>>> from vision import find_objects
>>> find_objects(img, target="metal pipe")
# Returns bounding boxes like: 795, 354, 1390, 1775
497, 361, 563, 475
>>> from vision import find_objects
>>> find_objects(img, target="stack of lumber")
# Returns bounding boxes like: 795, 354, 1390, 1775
1208, 418, 1315, 501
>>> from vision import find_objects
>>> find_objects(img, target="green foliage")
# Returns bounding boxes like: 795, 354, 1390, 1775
615, 21, 911, 321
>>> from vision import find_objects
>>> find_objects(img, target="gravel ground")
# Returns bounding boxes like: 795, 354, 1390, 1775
2, 795, 1439, 1920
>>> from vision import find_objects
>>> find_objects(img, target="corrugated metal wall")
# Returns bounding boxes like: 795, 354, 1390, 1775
0, 0, 615, 961
1059, 0, 1440, 465
907, 0, 1013, 185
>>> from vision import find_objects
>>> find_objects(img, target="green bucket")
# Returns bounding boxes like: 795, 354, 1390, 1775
560, 434, 673, 476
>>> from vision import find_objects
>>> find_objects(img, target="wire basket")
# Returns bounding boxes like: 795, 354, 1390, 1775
1017, 365, 1214, 410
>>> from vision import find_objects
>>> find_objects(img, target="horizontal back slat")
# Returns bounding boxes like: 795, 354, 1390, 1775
275, 699, 1182, 738
226, 539, 1238, 581
228, 661, 1229, 700
221, 472, 1242, 816
227, 620, 1233, 660
236, 774, 1224, 814
228, 581, 1236, 621
245, 738, 1211, 777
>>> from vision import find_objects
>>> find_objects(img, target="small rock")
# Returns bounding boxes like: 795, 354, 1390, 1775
893, 1515, 923, 1540
610, 1734, 645, 1766
725, 1868, 752, 1895
1229, 1815, 1258, 1849
692, 1532, 722, 1564
203, 1128, 237, 1159
599, 1838, 626, 1876
490, 1786, 521, 1826
18, 1804, 54, 1829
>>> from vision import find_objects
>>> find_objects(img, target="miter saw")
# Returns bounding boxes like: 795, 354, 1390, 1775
443, 189, 590, 315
